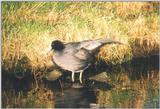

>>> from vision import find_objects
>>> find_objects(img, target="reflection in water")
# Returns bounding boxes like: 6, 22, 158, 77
2, 55, 159, 108
54, 88, 96, 108
46, 55, 159, 108
94, 55, 159, 108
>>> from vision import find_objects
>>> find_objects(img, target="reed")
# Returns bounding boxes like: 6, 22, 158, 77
2, 2, 159, 108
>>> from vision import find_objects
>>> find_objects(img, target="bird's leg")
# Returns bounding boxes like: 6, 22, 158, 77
79, 71, 83, 84
71, 71, 75, 82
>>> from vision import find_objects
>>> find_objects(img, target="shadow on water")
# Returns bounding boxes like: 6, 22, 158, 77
86, 55, 159, 108
2, 55, 159, 108
55, 87, 96, 108
2, 55, 33, 92
44, 55, 159, 108
44, 78, 97, 108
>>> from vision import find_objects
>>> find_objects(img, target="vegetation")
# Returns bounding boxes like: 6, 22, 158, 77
2, 87, 54, 108
2, 1, 159, 108
95, 58, 159, 108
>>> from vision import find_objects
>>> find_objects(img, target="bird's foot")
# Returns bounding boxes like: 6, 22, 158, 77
71, 82, 84, 88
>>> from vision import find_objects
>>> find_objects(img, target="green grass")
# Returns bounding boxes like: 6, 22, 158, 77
2, 1, 160, 108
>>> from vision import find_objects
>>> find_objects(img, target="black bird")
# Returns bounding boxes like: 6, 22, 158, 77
51, 38, 123, 83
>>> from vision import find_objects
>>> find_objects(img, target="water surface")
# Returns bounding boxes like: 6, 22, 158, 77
53, 55, 159, 108
2, 55, 159, 108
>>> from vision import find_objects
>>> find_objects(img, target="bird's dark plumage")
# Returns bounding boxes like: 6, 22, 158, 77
51, 38, 123, 83
51, 40, 65, 51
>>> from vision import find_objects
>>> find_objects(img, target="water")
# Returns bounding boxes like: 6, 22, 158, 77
55, 88, 96, 108
2, 55, 159, 108
52, 55, 159, 108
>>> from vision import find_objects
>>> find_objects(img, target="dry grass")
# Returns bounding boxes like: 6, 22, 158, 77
2, 2, 160, 108
98, 44, 132, 64
26, 87, 55, 108
2, 2, 159, 68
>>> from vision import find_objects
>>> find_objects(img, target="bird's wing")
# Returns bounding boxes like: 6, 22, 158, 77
79, 41, 102, 51
74, 47, 92, 60
78, 38, 124, 51
53, 49, 90, 71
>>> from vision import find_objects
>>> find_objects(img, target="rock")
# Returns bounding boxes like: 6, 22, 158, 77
45, 70, 62, 81
89, 72, 110, 83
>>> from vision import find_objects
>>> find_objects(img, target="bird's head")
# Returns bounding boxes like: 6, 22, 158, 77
51, 40, 65, 51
